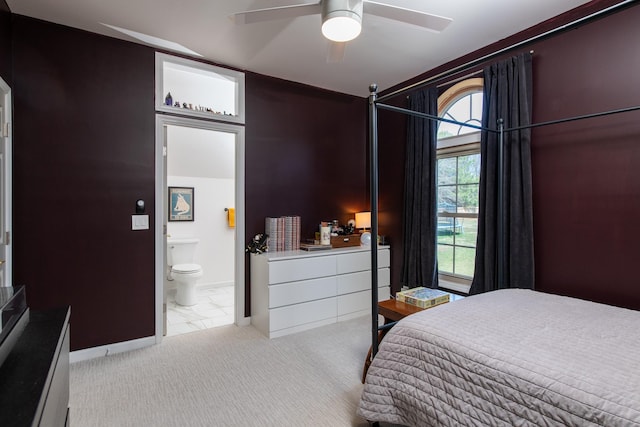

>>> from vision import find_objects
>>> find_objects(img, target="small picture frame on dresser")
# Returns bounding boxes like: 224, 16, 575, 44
168, 186, 194, 221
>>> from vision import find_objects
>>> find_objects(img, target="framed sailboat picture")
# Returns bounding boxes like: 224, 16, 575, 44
168, 187, 194, 221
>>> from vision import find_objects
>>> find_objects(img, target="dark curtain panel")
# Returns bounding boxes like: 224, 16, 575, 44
470, 53, 535, 294
401, 88, 439, 289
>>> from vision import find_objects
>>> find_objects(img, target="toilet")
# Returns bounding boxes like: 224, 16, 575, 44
167, 238, 203, 306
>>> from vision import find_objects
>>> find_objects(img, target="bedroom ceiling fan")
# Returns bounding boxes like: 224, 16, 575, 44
230, 0, 452, 62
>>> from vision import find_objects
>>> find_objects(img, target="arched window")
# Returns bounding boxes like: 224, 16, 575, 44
436, 79, 482, 293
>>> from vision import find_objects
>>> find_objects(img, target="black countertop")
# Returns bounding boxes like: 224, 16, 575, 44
0, 307, 70, 426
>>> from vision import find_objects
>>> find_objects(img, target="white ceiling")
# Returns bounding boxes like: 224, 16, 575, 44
7, 0, 594, 97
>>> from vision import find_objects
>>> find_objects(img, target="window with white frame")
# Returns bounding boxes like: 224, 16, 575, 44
436, 78, 483, 293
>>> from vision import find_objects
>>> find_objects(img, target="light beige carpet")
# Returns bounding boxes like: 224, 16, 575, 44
70, 315, 387, 427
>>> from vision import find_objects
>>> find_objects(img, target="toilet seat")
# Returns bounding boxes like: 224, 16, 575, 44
171, 263, 202, 274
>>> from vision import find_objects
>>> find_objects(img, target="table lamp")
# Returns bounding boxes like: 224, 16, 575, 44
355, 211, 371, 246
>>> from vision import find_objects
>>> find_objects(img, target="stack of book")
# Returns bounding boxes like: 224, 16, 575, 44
265, 216, 300, 251
396, 287, 450, 308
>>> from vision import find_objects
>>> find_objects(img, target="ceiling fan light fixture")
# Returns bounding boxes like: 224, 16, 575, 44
322, 13, 361, 42
321, 0, 363, 42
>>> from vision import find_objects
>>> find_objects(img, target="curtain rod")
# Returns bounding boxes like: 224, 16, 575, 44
377, 0, 636, 103
435, 69, 484, 89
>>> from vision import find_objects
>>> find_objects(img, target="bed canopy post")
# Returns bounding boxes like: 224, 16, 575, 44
369, 83, 380, 358
497, 119, 505, 290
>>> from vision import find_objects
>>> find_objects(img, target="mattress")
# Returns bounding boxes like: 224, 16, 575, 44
358, 289, 640, 426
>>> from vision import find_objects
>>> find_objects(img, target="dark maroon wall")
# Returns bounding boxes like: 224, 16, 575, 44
528, 4, 640, 309
245, 73, 368, 314
0, 0, 10, 83
378, 1, 640, 309
12, 16, 156, 350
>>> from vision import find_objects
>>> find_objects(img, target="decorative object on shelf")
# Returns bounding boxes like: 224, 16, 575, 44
360, 232, 372, 246
168, 186, 194, 221
265, 216, 301, 251
320, 221, 331, 246
331, 219, 341, 235
246, 233, 269, 254
341, 222, 355, 235
163, 96, 238, 117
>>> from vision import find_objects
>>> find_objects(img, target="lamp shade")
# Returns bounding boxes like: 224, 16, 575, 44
321, 0, 363, 42
355, 211, 371, 229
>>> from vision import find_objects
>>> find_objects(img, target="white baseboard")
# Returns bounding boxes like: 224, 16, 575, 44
199, 281, 234, 290
70, 336, 156, 364
71, 317, 250, 363
165, 281, 234, 292
237, 316, 250, 327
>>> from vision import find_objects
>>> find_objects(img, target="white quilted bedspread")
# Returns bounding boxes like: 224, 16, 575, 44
358, 289, 640, 426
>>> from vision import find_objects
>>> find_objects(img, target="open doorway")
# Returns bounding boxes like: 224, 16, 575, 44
155, 115, 246, 341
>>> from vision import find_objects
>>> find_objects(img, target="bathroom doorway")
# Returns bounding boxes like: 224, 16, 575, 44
155, 115, 246, 340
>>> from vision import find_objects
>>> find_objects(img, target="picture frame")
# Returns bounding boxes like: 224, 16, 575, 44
168, 186, 194, 221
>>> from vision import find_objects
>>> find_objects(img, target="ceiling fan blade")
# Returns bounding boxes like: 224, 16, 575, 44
327, 41, 346, 63
231, 2, 322, 25
363, 0, 452, 32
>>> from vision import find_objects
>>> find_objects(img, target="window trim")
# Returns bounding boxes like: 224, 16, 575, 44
436, 148, 480, 287
437, 78, 483, 113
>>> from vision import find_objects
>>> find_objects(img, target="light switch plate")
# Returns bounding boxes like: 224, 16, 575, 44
132, 214, 149, 230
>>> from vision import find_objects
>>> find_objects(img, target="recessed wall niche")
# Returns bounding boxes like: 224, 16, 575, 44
155, 52, 245, 124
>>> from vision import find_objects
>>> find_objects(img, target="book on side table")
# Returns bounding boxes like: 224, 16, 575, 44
396, 287, 450, 308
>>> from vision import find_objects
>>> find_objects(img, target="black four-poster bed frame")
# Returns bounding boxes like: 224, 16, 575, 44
365, 0, 640, 364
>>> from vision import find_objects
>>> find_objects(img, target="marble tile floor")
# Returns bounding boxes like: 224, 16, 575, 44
166, 285, 235, 337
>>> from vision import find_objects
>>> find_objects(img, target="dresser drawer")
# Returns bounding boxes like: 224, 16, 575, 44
269, 297, 337, 332
269, 255, 336, 284
336, 268, 390, 295
269, 276, 337, 308
336, 249, 390, 274
337, 286, 390, 317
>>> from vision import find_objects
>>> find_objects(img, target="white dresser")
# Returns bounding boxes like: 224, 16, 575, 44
250, 246, 391, 338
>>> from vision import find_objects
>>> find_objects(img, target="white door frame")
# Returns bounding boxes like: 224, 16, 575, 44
155, 115, 248, 343
0, 77, 12, 287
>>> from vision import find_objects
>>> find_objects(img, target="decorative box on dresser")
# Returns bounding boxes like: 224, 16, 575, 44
251, 245, 390, 338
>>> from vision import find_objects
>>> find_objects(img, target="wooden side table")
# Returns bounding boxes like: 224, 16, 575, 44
362, 294, 462, 383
